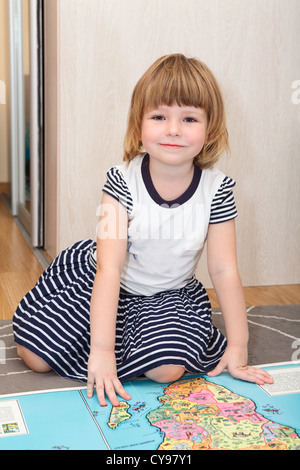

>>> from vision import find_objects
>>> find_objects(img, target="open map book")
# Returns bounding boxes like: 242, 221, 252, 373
0, 362, 299, 450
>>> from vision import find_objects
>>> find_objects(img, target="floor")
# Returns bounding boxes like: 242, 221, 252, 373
1, 194, 300, 321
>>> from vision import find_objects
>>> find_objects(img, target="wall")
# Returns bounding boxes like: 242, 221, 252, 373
45, 0, 300, 287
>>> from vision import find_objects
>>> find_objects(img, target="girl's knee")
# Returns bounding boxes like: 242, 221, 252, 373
145, 365, 185, 383
16, 344, 51, 373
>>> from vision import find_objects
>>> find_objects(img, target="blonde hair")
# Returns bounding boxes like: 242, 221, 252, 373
123, 54, 229, 169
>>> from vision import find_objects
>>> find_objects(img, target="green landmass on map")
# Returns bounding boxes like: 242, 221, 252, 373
107, 401, 131, 430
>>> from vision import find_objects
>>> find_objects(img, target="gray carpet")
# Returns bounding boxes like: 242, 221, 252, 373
1, 305, 299, 397
212, 304, 300, 366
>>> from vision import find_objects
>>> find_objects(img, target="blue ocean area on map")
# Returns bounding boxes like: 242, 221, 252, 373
0, 363, 299, 450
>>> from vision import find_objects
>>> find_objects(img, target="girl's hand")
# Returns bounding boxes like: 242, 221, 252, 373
87, 349, 131, 407
207, 345, 274, 385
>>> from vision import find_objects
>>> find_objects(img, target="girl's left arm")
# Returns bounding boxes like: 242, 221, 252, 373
206, 220, 273, 385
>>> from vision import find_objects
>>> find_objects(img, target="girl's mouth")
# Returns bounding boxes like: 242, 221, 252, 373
160, 144, 184, 149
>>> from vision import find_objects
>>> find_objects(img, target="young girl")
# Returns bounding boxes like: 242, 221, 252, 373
13, 54, 273, 407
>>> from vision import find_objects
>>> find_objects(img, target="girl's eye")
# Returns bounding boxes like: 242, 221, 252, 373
152, 115, 165, 120
184, 117, 196, 122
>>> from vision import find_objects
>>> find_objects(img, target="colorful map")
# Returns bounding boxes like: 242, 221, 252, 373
146, 376, 300, 450
0, 363, 299, 450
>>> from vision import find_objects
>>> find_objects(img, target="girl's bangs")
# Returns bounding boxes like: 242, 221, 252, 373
143, 66, 211, 113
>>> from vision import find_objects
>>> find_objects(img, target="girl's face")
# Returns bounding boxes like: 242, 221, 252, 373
141, 104, 208, 168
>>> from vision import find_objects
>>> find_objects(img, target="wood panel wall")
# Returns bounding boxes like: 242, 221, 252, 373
44, 0, 300, 287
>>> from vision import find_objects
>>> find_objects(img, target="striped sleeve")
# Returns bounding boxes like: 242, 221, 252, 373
209, 176, 238, 224
102, 167, 133, 213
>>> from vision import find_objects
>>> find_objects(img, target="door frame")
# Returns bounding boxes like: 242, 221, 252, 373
9, 0, 44, 247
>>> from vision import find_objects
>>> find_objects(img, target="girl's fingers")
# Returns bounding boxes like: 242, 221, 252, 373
96, 380, 108, 406
87, 374, 131, 407
95, 379, 131, 407
232, 366, 274, 385
113, 379, 132, 401
104, 379, 132, 407
249, 367, 274, 384
103, 379, 120, 407
86, 380, 94, 398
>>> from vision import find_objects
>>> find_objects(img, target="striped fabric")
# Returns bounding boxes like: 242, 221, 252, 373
13, 240, 95, 382
103, 167, 134, 213
13, 240, 227, 383
103, 166, 237, 223
115, 277, 227, 380
13, 158, 235, 384
209, 176, 238, 224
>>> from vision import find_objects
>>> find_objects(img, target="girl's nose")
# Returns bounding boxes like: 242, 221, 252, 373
166, 120, 181, 136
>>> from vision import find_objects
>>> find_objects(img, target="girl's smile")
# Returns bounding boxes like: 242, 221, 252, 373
159, 143, 185, 149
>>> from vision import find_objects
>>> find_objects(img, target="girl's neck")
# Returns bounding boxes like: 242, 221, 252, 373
148, 155, 195, 202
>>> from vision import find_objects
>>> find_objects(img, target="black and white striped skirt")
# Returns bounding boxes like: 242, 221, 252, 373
13, 239, 227, 383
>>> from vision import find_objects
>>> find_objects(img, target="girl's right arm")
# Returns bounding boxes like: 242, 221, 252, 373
87, 193, 131, 406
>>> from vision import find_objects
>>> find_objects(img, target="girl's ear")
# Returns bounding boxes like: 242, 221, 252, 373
139, 142, 146, 153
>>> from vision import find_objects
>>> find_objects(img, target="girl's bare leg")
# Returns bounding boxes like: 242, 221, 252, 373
16, 344, 51, 373
144, 365, 185, 383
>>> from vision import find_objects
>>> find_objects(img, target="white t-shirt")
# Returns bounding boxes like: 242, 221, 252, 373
98, 154, 237, 296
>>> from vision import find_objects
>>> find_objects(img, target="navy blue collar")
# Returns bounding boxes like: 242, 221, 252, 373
141, 154, 202, 208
